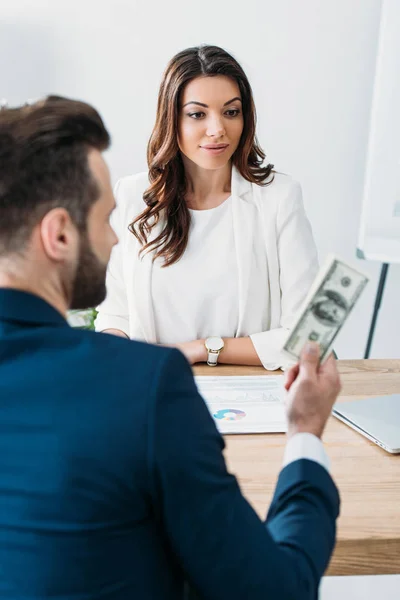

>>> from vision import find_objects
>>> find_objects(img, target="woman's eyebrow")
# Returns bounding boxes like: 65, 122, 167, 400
182, 97, 242, 108
182, 101, 208, 108
223, 97, 242, 106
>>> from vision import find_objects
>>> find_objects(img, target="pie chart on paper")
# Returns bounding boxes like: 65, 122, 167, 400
195, 375, 287, 434
213, 409, 246, 421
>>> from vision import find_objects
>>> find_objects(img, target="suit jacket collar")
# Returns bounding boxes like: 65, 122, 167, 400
230, 167, 257, 336
133, 220, 162, 341
231, 165, 253, 199
0, 289, 68, 327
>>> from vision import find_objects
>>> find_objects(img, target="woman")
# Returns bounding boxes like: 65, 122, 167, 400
95, 45, 318, 369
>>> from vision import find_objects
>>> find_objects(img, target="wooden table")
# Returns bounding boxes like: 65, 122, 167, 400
193, 360, 400, 576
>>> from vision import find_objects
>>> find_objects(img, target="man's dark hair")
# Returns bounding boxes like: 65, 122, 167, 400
0, 95, 111, 255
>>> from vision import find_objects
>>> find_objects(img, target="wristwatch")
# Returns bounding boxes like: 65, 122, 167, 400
205, 336, 225, 366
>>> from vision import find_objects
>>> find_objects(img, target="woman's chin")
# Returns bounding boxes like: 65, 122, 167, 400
192, 156, 232, 171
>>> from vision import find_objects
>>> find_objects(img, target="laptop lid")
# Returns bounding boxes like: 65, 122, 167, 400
332, 394, 400, 454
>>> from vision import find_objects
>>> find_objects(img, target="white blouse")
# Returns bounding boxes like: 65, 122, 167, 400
95, 168, 319, 370
152, 198, 239, 343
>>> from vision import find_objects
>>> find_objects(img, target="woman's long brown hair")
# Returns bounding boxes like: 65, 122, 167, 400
131, 45, 274, 266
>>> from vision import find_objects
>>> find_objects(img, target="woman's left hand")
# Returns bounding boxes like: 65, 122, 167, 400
172, 339, 207, 365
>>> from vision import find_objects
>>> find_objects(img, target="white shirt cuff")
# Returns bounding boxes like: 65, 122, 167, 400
283, 432, 330, 472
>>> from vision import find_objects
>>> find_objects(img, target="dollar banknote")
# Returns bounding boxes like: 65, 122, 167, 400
282, 255, 369, 362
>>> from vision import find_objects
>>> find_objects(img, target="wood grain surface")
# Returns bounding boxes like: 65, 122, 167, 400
193, 360, 400, 575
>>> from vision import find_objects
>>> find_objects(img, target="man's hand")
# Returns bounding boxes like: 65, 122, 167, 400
284, 342, 341, 439
170, 340, 207, 365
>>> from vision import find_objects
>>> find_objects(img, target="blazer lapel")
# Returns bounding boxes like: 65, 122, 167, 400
231, 168, 257, 337
132, 217, 164, 342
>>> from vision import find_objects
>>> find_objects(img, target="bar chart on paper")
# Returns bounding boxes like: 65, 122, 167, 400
195, 375, 287, 434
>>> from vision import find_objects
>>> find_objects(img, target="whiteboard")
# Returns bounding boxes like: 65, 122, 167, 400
357, 0, 400, 264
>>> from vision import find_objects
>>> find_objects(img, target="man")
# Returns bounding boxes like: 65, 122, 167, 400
0, 97, 341, 599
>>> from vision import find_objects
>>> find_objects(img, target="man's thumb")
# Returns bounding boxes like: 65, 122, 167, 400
300, 341, 320, 372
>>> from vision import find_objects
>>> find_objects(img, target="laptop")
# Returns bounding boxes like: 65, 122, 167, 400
332, 394, 400, 454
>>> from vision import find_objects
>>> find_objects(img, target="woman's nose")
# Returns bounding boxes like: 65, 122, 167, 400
206, 116, 226, 138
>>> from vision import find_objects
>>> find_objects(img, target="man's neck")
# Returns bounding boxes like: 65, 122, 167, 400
0, 265, 68, 318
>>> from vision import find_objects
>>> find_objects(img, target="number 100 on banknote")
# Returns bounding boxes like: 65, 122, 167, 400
282, 255, 369, 362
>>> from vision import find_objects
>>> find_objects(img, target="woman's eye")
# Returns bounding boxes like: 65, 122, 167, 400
225, 109, 240, 117
188, 112, 205, 119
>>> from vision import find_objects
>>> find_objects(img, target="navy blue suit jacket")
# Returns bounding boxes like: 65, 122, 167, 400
0, 289, 339, 599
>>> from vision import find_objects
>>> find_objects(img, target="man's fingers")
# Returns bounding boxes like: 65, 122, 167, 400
319, 353, 338, 378
320, 354, 342, 393
299, 341, 320, 377
319, 353, 336, 372
284, 364, 300, 390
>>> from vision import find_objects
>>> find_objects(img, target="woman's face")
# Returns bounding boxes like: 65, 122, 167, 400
178, 75, 244, 171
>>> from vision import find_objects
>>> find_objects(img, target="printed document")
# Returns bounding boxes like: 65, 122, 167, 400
195, 375, 287, 434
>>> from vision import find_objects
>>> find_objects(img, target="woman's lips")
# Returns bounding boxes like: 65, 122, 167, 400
200, 144, 229, 155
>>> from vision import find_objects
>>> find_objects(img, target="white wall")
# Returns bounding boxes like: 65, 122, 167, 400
0, 0, 398, 361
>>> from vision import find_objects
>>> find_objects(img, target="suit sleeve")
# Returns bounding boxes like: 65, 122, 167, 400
250, 181, 319, 370
147, 349, 340, 600
95, 179, 130, 337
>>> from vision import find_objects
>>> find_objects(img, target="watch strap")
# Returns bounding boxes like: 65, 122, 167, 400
207, 350, 219, 366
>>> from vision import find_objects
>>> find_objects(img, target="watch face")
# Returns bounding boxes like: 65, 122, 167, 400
206, 336, 224, 351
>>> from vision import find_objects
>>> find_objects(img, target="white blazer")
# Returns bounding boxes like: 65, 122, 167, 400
95, 167, 319, 370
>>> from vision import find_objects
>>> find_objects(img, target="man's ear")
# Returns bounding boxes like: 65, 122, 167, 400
39, 208, 78, 261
